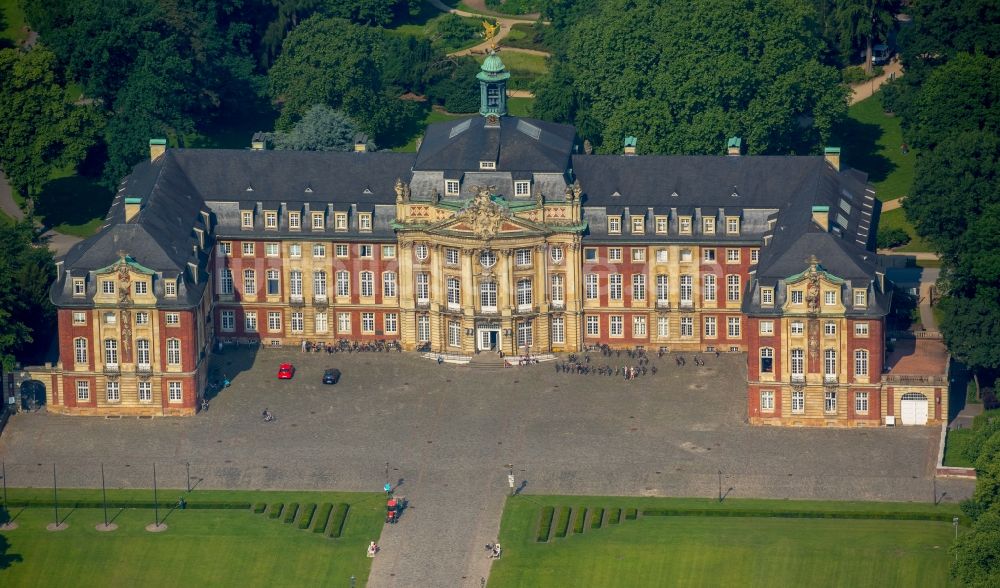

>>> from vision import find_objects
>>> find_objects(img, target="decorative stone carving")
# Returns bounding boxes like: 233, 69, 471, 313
806, 256, 821, 316
394, 178, 410, 203
456, 186, 505, 241
116, 253, 133, 361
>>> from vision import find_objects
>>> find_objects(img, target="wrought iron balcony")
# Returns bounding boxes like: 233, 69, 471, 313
289, 295, 305, 306
103, 364, 121, 376
312, 295, 328, 307
416, 299, 431, 310
136, 364, 153, 377
656, 299, 670, 309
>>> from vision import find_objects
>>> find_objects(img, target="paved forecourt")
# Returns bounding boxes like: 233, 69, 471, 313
0, 348, 973, 587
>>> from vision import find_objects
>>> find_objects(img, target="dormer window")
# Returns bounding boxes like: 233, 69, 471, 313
359, 213, 372, 232
761, 288, 774, 306
334, 213, 348, 231
102, 280, 116, 295
514, 181, 531, 197
264, 211, 277, 229
853, 289, 867, 307
445, 180, 460, 196
241, 210, 253, 229
608, 217, 621, 234
679, 217, 692, 235
630, 216, 644, 234
73, 278, 85, 296
311, 212, 324, 230
726, 216, 740, 235
480, 161, 496, 170
289, 212, 301, 230
703, 218, 716, 234
134, 281, 148, 295
790, 289, 803, 304
165, 280, 177, 298
655, 216, 668, 234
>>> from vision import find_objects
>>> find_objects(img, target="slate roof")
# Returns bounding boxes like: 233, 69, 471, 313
414, 116, 575, 173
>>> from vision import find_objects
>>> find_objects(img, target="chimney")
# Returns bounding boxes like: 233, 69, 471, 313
623, 136, 637, 156
727, 136, 742, 156
149, 138, 167, 161
251, 132, 268, 151
354, 133, 369, 153
824, 147, 841, 171
811, 205, 830, 232
124, 197, 142, 222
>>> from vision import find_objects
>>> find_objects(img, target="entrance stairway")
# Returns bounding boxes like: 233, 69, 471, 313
467, 353, 507, 369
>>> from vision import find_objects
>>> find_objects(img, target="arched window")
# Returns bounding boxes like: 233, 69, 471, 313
854, 349, 869, 376
360, 271, 374, 298
166, 338, 181, 366
760, 347, 773, 373
703, 274, 716, 302
383, 272, 397, 298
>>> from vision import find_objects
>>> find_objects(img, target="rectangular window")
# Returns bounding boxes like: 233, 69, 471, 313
359, 213, 372, 232
221, 310, 235, 331
760, 347, 774, 373
854, 322, 869, 337
703, 248, 716, 262
824, 291, 836, 305
610, 315, 623, 336
608, 248, 622, 262
680, 275, 693, 305
517, 319, 533, 347
631, 248, 645, 262
633, 315, 647, 337
265, 211, 277, 229
726, 275, 741, 302
74, 338, 88, 364
632, 274, 646, 301
336, 244, 348, 258
220, 269, 234, 295
703, 217, 716, 234
656, 275, 669, 304
290, 312, 304, 333
76, 380, 90, 401
824, 349, 837, 380
480, 281, 497, 310
792, 390, 804, 413
383, 272, 397, 298
726, 217, 740, 235
384, 313, 398, 334
264, 242, 279, 257
289, 212, 301, 230
586, 315, 599, 336
680, 316, 693, 337
448, 320, 461, 347
244, 311, 258, 332
417, 315, 430, 342
289, 243, 302, 258
415, 273, 429, 302
631, 216, 644, 234
315, 311, 328, 333
268, 311, 282, 332
445, 248, 459, 265
337, 271, 350, 297
551, 274, 565, 304
73, 311, 87, 325
824, 391, 837, 413
791, 349, 804, 378
750, 248, 759, 263
855, 392, 869, 413
655, 216, 668, 234
480, 161, 496, 170
311, 244, 325, 258
106, 381, 120, 403
290, 270, 303, 300
656, 249, 668, 263
585, 274, 598, 300
219, 241, 232, 256
791, 321, 804, 335
165, 313, 180, 326
73, 278, 85, 296
134, 281, 148, 295
702, 274, 716, 302
136, 311, 149, 325
267, 269, 280, 295
382, 244, 396, 259
761, 288, 774, 305
136, 339, 150, 367
790, 290, 803, 304
445, 180, 460, 196
609, 274, 622, 300
360, 272, 374, 298
241, 210, 253, 228
514, 181, 531, 197
165, 280, 176, 297
760, 390, 774, 411
102, 280, 116, 295
726, 248, 740, 263
243, 270, 256, 295
679, 217, 692, 235
362, 312, 375, 333
335, 213, 347, 231
584, 248, 597, 262
168, 381, 182, 402
138, 381, 151, 402
338, 312, 351, 334
704, 316, 717, 338
657, 316, 669, 337
680, 249, 693, 263
242, 242, 255, 256
824, 321, 837, 336
854, 350, 869, 376
516, 278, 533, 308
608, 217, 621, 234
759, 320, 774, 335
313, 212, 325, 230
551, 316, 565, 344
359, 244, 373, 258
516, 248, 532, 266
166, 338, 181, 365
854, 289, 867, 307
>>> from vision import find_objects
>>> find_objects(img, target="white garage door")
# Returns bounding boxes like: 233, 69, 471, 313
900, 393, 928, 425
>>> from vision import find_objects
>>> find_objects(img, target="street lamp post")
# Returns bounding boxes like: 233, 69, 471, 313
953, 516, 960, 561
718, 470, 722, 503
350, 575, 356, 588
52, 464, 59, 527
186, 462, 191, 493
506, 464, 515, 496
153, 463, 160, 527
101, 463, 109, 527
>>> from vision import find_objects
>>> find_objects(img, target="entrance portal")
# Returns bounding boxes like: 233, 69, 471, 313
477, 329, 500, 351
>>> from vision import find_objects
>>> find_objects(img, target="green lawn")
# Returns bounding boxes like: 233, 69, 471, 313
0, 0, 28, 47
387, 2, 483, 54
879, 208, 933, 253
507, 97, 534, 117
1, 489, 384, 587
504, 24, 550, 52
835, 92, 916, 203
944, 408, 1000, 468
34, 166, 111, 238
490, 496, 961, 588
476, 51, 548, 90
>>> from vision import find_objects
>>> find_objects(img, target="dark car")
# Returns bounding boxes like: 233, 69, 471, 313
322, 368, 341, 385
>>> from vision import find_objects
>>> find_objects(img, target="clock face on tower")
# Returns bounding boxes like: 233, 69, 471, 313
486, 114, 499, 125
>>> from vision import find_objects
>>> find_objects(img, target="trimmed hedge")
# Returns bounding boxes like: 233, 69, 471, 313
312, 503, 333, 534
298, 503, 317, 529
625, 508, 638, 520
253, 502, 267, 514
329, 503, 350, 538
640, 508, 964, 523
591, 507, 605, 529
572, 508, 588, 534
267, 503, 284, 519
608, 508, 621, 524
554, 506, 571, 538
283, 502, 299, 524
536, 506, 555, 542
2, 499, 251, 510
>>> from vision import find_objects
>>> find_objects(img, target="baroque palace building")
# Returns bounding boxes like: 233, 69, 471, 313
37, 53, 947, 426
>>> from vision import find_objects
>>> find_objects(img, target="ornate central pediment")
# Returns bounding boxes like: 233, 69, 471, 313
455, 186, 506, 240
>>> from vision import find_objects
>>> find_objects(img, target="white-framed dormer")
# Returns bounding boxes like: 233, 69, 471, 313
514, 180, 531, 197
479, 161, 496, 170
445, 179, 460, 196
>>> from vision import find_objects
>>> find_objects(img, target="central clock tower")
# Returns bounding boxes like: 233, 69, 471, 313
477, 50, 509, 120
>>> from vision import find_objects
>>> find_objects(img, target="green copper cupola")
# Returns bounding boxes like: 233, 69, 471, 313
478, 50, 510, 120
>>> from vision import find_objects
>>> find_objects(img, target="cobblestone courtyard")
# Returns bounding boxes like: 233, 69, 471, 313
0, 349, 973, 587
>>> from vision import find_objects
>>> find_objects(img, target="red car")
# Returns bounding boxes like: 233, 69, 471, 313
277, 363, 295, 379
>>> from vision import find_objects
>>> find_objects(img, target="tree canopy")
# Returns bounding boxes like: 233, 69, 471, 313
268, 105, 369, 151
0, 221, 56, 370
533, 0, 848, 155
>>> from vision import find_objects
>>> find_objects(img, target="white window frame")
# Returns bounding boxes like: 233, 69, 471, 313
760, 390, 774, 412
445, 180, 460, 196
